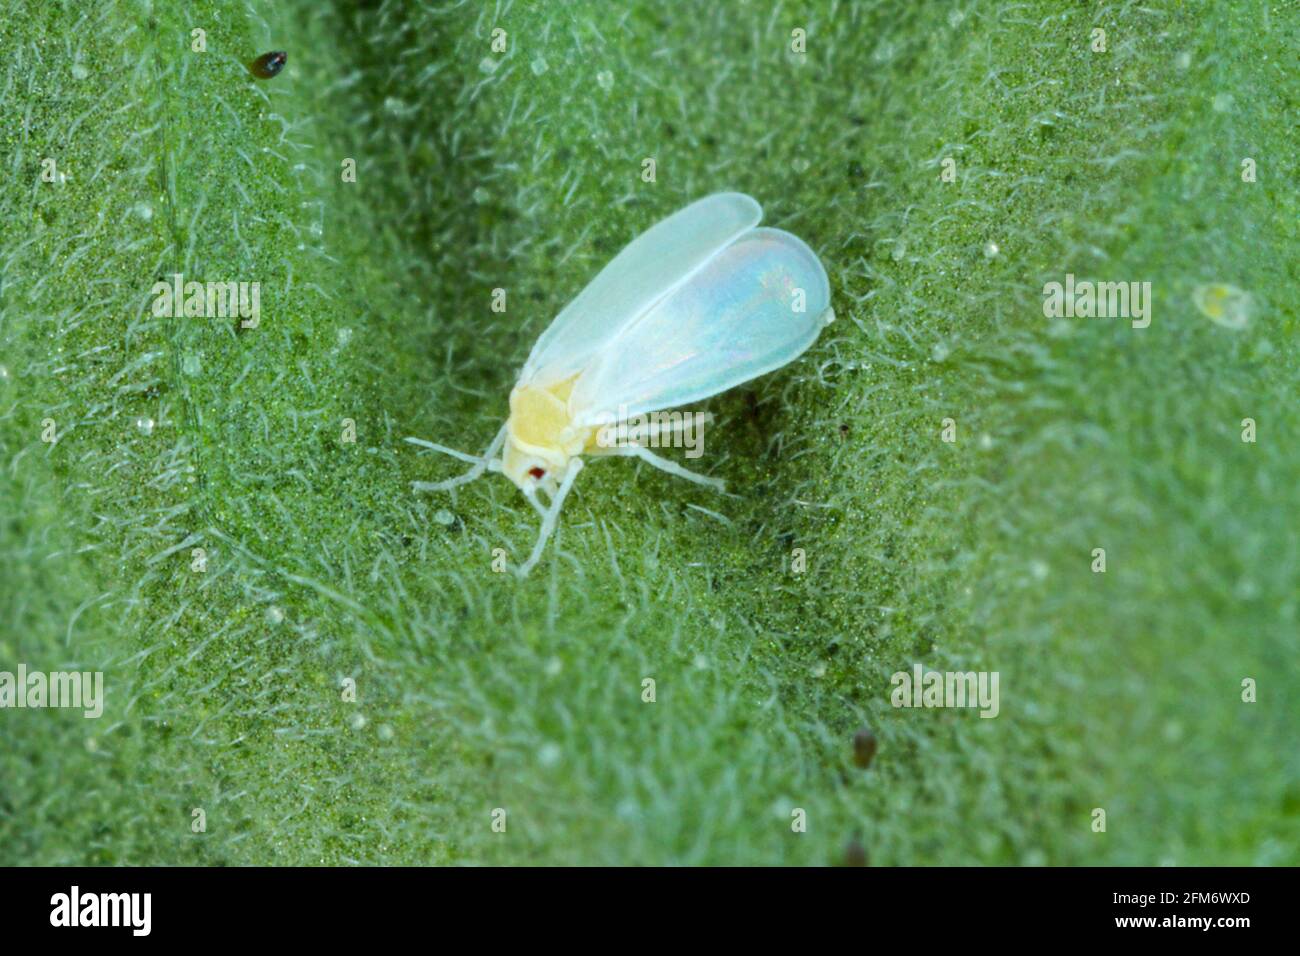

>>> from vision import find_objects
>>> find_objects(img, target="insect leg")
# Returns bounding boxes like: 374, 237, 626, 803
603, 444, 727, 492
517, 458, 584, 577
521, 485, 549, 518
408, 423, 507, 492
621, 412, 714, 445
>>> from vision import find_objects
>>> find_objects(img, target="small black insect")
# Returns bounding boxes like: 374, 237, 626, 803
249, 51, 287, 79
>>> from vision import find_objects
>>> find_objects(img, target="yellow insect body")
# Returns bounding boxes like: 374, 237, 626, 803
500, 376, 597, 490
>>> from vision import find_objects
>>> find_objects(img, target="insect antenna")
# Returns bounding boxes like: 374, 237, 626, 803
407, 424, 507, 492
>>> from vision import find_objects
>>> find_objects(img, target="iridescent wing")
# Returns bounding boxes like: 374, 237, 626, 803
519, 193, 762, 389
568, 227, 832, 425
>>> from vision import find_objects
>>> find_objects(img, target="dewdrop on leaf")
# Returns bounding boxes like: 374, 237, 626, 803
407, 193, 834, 576
1193, 283, 1252, 330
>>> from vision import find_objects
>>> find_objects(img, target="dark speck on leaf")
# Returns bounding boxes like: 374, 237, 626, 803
847, 160, 866, 181
841, 835, 869, 867
249, 51, 287, 79
853, 726, 878, 769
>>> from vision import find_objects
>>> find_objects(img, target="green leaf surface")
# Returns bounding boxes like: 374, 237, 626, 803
1, 0, 1296, 865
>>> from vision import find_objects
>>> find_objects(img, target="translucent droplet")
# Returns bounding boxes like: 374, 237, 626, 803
472, 187, 490, 204
336, 327, 353, 347
891, 241, 907, 262
544, 657, 562, 677
1030, 559, 1049, 581
693, 654, 709, 670
266, 605, 285, 625
181, 352, 201, 376
792, 156, 810, 174
538, 743, 562, 767
479, 56, 499, 75
530, 56, 549, 76
596, 70, 614, 92
349, 712, 367, 731
1212, 92, 1232, 112
948, 9, 966, 28
378, 724, 395, 741
433, 508, 455, 526
1193, 283, 1252, 330
930, 342, 950, 362
135, 416, 154, 435
133, 202, 153, 221
983, 241, 999, 258
71, 63, 90, 80
0, 365, 10, 382
1175, 51, 1191, 70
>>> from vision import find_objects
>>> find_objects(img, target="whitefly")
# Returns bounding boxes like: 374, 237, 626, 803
407, 192, 834, 576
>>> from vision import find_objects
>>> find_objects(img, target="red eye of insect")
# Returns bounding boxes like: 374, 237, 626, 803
528, 467, 546, 479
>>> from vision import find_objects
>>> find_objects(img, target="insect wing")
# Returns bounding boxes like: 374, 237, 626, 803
569, 227, 831, 425
519, 193, 762, 388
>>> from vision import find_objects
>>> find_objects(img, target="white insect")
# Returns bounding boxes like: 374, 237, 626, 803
408, 192, 833, 576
